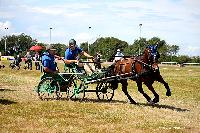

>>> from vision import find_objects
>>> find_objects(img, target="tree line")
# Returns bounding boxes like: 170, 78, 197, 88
0, 33, 199, 63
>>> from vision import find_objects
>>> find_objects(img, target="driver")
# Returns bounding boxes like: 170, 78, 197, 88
64, 39, 93, 71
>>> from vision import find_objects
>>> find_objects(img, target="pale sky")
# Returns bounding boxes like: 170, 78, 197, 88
0, 0, 200, 56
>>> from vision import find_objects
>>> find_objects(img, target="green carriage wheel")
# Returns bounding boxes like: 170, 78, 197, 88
37, 77, 61, 100
66, 77, 85, 101
96, 82, 114, 101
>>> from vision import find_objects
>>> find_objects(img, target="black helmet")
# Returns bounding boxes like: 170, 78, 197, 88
69, 39, 76, 45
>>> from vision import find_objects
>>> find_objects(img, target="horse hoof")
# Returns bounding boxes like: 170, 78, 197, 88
128, 99, 137, 104
148, 100, 155, 105
166, 91, 171, 96
153, 98, 159, 103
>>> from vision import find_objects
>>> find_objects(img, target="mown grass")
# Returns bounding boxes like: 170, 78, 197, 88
0, 60, 200, 133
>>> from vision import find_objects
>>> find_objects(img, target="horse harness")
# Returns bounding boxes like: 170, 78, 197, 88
116, 57, 155, 80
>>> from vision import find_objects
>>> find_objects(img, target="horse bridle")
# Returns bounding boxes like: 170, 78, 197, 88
131, 47, 159, 74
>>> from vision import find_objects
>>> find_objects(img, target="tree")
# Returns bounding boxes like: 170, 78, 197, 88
80, 42, 89, 52
2, 33, 198, 63
167, 45, 179, 56
124, 38, 148, 56
177, 55, 191, 64
88, 37, 128, 61
51, 43, 67, 57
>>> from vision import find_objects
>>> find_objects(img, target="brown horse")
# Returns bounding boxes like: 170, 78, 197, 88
109, 45, 171, 104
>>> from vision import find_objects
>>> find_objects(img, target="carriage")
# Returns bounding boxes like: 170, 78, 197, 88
36, 61, 117, 101
36, 45, 171, 104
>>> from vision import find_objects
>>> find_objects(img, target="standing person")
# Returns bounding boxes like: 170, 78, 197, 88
0, 51, 4, 68
0, 52, 2, 67
15, 50, 22, 67
42, 44, 59, 74
0, 52, 1, 63
34, 51, 40, 70
94, 52, 101, 69
0, 52, 4, 68
24, 51, 32, 70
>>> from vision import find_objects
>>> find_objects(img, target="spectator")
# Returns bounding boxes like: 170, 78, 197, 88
34, 51, 40, 70
24, 51, 32, 70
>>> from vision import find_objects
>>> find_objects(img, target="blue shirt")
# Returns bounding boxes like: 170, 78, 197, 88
65, 47, 83, 60
42, 52, 57, 71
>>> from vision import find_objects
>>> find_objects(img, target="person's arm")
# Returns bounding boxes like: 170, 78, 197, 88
64, 49, 79, 64
54, 55, 62, 60
82, 51, 93, 58
43, 59, 58, 74
64, 59, 78, 64
43, 67, 58, 74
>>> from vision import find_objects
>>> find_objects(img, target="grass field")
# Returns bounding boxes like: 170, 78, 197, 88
0, 60, 200, 133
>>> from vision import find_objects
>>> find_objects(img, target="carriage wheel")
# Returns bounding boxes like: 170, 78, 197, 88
66, 77, 85, 101
96, 82, 114, 101
37, 77, 61, 100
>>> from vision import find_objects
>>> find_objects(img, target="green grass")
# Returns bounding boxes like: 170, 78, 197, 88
0, 61, 200, 133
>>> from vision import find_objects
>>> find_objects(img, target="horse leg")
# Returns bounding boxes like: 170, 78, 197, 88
136, 81, 151, 102
121, 79, 137, 104
144, 82, 159, 103
156, 74, 171, 96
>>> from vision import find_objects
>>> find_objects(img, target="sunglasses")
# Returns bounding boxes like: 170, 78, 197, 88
69, 45, 75, 48
49, 49, 56, 51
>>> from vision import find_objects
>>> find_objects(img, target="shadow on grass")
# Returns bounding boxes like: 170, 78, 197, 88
0, 89, 16, 92
38, 97, 189, 112
71, 98, 190, 112
80, 98, 127, 104
81, 99, 189, 112
40, 97, 127, 104
138, 102, 190, 112
0, 99, 17, 105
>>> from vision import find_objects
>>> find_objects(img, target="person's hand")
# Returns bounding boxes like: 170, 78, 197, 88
58, 56, 62, 60
70, 60, 79, 65
74, 60, 79, 63
76, 56, 80, 60
53, 70, 59, 74
89, 56, 94, 59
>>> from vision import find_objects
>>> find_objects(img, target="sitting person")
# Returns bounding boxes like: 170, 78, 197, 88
42, 44, 59, 74
113, 49, 124, 62
64, 39, 93, 73
108, 49, 124, 70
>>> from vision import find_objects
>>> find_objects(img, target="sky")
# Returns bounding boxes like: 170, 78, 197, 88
0, 0, 200, 56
